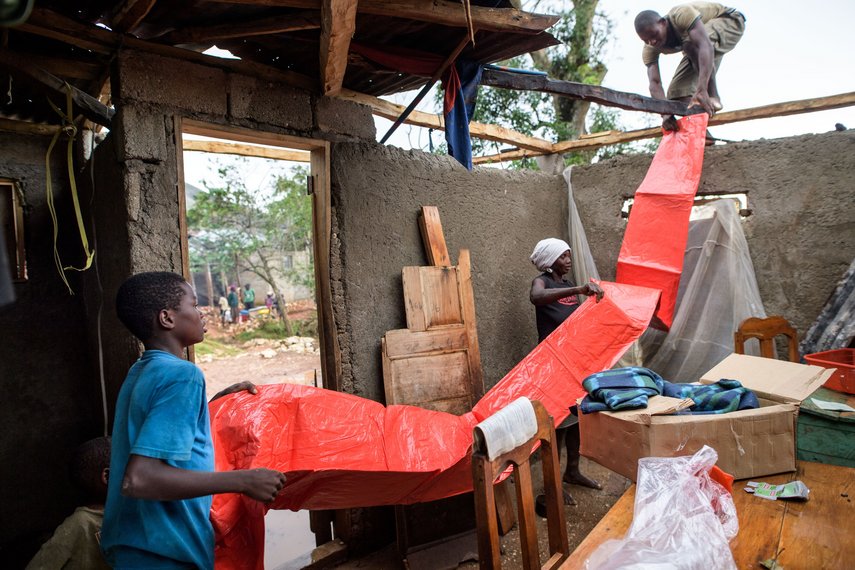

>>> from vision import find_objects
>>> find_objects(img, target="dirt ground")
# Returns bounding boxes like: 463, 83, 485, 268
200, 344, 321, 400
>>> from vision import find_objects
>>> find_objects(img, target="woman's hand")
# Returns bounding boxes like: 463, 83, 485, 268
581, 282, 604, 302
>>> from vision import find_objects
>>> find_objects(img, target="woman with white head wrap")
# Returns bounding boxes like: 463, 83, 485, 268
529, 238, 604, 509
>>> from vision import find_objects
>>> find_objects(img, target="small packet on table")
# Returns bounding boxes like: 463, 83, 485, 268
744, 480, 810, 501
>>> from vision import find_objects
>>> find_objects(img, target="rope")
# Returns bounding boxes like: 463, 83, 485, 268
45, 83, 95, 294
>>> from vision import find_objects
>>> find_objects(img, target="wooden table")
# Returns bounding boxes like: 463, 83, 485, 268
561, 461, 855, 569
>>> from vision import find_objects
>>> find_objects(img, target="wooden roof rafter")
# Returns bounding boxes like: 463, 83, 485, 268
472, 91, 855, 165
319, 0, 358, 96
338, 89, 554, 152
207, 0, 560, 33
159, 11, 321, 44
104, 0, 159, 34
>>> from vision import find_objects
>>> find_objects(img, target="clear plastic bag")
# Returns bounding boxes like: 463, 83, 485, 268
585, 445, 738, 570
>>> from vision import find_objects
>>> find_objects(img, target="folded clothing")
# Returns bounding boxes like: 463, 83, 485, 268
580, 367, 760, 415
580, 367, 665, 414
663, 379, 759, 414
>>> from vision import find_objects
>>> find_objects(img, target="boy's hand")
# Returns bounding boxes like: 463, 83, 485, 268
210, 381, 258, 402
241, 468, 287, 503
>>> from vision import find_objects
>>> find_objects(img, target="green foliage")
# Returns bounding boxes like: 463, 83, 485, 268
195, 338, 242, 358
233, 316, 318, 342
187, 160, 315, 311
234, 320, 290, 342
464, 1, 651, 168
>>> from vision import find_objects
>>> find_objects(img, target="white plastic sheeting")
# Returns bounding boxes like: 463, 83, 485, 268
565, 167, 765, 381
583, 445, 738, 570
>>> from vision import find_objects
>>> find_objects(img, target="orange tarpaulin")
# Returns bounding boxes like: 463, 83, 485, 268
210, 113, 708, 569
616, 114, 709, 330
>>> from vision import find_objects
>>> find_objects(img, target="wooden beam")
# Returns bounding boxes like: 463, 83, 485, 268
20, 7, 317, 92
473, 91, 855, 164
16, 53, 103, 82
108, 0, 159, 33
160, 12, 320, 44
339, 89, 554, 151
319, 0, 358, 96
481, 68, 691, 116
0, 50, 114, 128
0, 118, 60, 137
183, 139, 311, 162
209, 0, 560, 33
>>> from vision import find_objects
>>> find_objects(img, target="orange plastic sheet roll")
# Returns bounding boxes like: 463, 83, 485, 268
211, 116, 708, 568
616, 113, 709, 330
211, 282, 659, 568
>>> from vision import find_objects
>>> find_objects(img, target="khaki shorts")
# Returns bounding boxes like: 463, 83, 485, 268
667, 12, 746, 100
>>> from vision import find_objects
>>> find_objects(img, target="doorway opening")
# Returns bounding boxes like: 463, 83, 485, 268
176, 119, 335, 569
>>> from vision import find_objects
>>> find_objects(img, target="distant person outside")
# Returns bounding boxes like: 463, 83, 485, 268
218, 293, 229, 326
227, 286, 239, 324
243, 283, 256, 310
635, 2, 745, 132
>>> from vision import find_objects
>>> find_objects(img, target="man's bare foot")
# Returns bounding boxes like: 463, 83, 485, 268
710, 97, 723, 112
564, 472, 602, 490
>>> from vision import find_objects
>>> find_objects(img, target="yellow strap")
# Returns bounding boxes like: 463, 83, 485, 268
45, 83, 95, 294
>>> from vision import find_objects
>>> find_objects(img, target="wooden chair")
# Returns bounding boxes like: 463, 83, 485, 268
472, 399, 569, 570
734, 316, 799, 362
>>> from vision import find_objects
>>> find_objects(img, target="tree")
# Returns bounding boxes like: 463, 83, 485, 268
469, 0, 643, 167
187, 160, 314, 334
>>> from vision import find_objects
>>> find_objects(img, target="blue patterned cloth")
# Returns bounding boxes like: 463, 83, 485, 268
663, 379, 760, 414
580, 367, 665, 414
579, 367, 759, 415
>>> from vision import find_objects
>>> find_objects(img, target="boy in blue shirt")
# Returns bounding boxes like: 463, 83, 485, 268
102, 272, 286, 569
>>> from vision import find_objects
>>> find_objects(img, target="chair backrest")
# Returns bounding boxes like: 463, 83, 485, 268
472, 399, 569, 570
734, 316, 799, 362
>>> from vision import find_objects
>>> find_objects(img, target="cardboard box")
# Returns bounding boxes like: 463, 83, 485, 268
579, 354, 835, 481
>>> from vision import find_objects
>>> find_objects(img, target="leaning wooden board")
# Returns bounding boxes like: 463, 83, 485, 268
560, 461, 855, 569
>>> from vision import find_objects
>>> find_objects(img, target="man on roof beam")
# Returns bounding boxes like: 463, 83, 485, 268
635, 3, 745, 132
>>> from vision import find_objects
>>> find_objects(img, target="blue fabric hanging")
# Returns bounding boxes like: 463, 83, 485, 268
444, 59, 483, 170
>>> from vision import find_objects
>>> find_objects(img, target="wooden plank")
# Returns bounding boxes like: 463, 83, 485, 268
418, 267, 463, 328
475, 91, 855, 164
728, 472, 790, 569
481, 68, 691, 116
107, 0, 159, 33
473, 455, 502, 569
457, 249, 484, 399
402, 266, 427, 331
494, 479, 517, 536
319, 0, 358, 97
160, 12, 320, 44
21, 7, 317, 92
0, 50, 114, 128
209, 0, 560, 33
0, 118, 60, 137
339, 89, 555, 152
183, 139, 311, 162
383, 326, 467, 359
514, 460, 540, 569
776, 462, 855, 570
310, 143, 341, 391
418, 206, 451, 267
387, 352, 471, 408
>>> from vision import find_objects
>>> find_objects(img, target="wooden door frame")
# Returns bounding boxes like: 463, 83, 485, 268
174, 117, 340, 391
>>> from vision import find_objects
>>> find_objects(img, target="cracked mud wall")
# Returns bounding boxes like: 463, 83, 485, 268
330, 143, 567, 402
